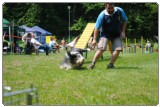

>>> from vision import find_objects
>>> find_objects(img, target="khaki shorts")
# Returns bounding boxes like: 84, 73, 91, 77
97, 37, 122, 51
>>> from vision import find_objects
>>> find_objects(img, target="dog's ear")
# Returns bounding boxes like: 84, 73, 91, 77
67, 52, 77, 59
67, 52, 72, 57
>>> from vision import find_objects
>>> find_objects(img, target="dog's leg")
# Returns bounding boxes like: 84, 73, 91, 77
66, 66, 72, 70
60, 65, 65, 69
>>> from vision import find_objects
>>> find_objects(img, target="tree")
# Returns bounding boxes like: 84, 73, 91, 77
3, 3, 158, 41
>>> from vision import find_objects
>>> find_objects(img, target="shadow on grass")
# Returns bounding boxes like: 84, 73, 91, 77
85, 58, 110, 64
72, 66, 140, 71
73, 67, 88, 71
85, 56, 123, 64
117, 66, 140, 69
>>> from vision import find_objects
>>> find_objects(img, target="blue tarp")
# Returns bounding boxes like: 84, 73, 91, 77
19, 25, 36, 32
31, 26, 52, 35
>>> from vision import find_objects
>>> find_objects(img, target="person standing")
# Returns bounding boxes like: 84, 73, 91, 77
22, 32, 33, 54
61, 37, 66, 49
87, 3, 128, 69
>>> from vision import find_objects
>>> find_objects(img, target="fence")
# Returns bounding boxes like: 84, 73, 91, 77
3, 84, 39, 106
123, 45, 153, 53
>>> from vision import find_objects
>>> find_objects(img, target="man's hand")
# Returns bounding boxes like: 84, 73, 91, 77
91, 39, 97, 49
121, 32, 125, 39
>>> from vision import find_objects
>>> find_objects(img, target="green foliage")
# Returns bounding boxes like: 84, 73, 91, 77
125, 3, 158, 40
153, 43, 158, 51
18, 4, 41, 27
3, 3, 158, 40
71, 17, 86, 31
145, 3, 158, 13
83, 3, 104, 21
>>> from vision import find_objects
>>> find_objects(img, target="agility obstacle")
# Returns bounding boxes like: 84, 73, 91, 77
74, 23, 95, 58
75, 23, 95, 49
123, 36, 153, 54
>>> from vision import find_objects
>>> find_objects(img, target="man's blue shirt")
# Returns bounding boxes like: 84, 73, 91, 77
95, 7, 128, 38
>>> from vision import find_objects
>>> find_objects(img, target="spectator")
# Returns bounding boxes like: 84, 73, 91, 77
61, 37, 66, 49
146, 41, 151, 48
52, 38, 60, 53
22, 32, 33, 54
145, 41, 151, 53
31, 34, 50, 55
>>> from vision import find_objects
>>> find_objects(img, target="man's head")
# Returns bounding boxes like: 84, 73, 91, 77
105, 3, 115, 15
27, 33, 32, 38
50, 37, 54, 41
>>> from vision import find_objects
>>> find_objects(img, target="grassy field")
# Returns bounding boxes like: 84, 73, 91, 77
2, 48, 158, 105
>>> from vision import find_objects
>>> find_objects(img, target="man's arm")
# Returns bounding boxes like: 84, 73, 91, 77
118, 7, 128, 39
122, 22, 127, 33
34, 41, 42, 46
121, 22, 127, 39
92, 11, 105, 47
92, 28, 100, 47
93, 29, 99, 41
31, 38, 42, 46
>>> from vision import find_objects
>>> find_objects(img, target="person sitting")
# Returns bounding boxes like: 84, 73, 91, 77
49, 37, 60, 53
31, 34, 50, 55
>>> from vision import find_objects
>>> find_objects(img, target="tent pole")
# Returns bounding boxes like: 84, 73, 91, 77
12, 21, 14, 54
9, 26, 12, 53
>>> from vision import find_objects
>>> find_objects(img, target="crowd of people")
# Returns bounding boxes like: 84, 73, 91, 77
20, 32, 68, 55
3, 30, 69, 55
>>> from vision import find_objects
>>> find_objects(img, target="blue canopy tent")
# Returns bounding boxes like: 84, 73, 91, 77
19, 25, 42, 42
19, 25, 35, 32
31, 26, 52, 35
31, 26, 52, 44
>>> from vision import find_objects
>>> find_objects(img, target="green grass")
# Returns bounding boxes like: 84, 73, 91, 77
2, 49, 158, 105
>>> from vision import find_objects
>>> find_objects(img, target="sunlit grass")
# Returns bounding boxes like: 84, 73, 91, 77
2, 48, 158, 105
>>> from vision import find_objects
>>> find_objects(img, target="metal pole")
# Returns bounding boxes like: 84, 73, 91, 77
68, 6, 71, 43
126, 37, 127, 53
9, 26, 12, 53
12, 21, 14, 54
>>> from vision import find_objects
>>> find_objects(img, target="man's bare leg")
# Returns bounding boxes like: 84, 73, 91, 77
87, 50, 104, 69
107, 50, 120, 68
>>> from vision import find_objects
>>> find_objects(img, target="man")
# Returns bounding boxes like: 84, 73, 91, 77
87, 3, 128, 69
22, 32, 33, 54
22, 32, 32, 43
31, 33, 50, 55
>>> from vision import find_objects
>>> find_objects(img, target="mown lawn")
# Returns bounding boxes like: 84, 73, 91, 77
2, 49, 158, 105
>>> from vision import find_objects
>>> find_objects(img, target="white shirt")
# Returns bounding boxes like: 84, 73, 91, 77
146, 42, 151, 47
31, 38, 41, 49
49, 40, 56, 47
